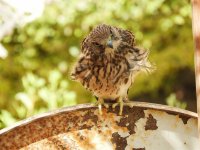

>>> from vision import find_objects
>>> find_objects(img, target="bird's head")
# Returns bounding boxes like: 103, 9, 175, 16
82, 24, 135, 55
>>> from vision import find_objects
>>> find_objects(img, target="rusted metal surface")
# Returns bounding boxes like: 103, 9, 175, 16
0, 102, 199, 150
192, 0, 200, 140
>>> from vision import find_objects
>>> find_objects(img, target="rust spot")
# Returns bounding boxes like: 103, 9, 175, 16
77, 133, 85, 140
79, 109, 98, 130
111, 132, 128, 150
116, 106, 145, 134
145, 114, 158, 130
133, 148, 145, 150
166, 112, 190, 124
79, 124, 92, 130
72, 130, 95, 150
82, 110, 98, 124
47, 137, 71, 150
181, 116, 190, 124
98, 129, 102, 133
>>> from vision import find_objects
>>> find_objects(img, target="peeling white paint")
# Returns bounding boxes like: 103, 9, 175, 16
1, 103, 199, 150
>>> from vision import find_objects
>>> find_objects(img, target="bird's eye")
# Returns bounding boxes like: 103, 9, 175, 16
111, 34, 114, 39
93, 42, 101, 47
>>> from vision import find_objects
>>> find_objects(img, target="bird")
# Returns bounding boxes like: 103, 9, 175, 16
71, 24, 154, 115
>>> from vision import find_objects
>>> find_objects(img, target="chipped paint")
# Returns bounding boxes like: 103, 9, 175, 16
0, 102, 199, 150
145, 114, 158, 130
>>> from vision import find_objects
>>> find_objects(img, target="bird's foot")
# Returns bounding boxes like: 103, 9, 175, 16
123, 98, 134, 107
112, 97, 124, 115
95, 98, 109, 115
112, 98, 134, 115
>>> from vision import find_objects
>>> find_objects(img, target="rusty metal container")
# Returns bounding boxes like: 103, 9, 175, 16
0, 102, 200, 150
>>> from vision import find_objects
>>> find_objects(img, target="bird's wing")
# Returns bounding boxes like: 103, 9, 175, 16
127, 47, 155, 74
71, 55, 92, 81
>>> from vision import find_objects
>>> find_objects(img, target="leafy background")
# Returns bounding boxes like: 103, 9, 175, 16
0, 0, 195, 129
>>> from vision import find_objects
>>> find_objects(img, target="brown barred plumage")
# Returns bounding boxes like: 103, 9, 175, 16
71, 24, 153, 115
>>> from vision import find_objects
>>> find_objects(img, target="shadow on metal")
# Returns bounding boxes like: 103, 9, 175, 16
0, 102, 199, 150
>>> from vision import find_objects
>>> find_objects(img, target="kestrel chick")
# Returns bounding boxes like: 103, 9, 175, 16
71, 24, 153, 115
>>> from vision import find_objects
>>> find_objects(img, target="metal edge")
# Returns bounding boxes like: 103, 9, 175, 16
0, 102, 198, 135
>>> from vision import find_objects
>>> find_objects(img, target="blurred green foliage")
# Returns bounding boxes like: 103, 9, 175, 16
0, 0, 195, 129
166, 93, 187, 109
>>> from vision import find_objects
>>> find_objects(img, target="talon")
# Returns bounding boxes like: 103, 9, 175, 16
122, 98, 134, 108
98, 104, 102, 115
112, 103, 118, 109
119, 97, 123, 115
94, 98, 108, 115
112, 97, 124, 115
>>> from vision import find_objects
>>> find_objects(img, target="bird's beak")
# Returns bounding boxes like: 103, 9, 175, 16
107, 39, 113, 48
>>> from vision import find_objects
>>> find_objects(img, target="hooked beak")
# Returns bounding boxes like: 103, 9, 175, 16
107, 39, 113, 48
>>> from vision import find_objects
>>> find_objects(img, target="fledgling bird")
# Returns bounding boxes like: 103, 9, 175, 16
71, 24, 153, 115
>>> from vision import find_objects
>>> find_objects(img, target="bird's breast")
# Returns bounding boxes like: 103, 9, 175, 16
83, 55, 132, 97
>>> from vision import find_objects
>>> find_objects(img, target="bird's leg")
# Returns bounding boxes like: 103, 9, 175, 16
112, 97, 124, 115
112, 97, 134, 115
95, 98, 109, 115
